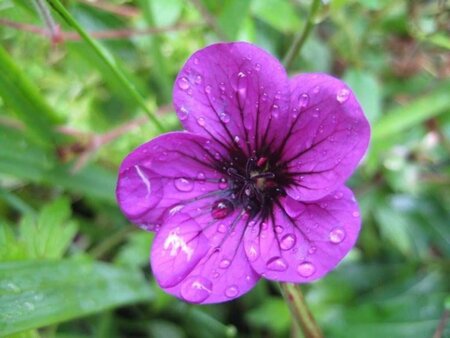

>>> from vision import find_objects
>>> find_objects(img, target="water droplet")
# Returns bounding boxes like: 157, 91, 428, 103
179, 106, 189, 120
254, 63, 261, 71
219, 259, 231, 269
246, 241, 259, 261
218, 178, 228, 190
352, 211, 360, 218
193, 57, 199, 65
174, 178, 194, 192
197, 117, 206, 126
217, 223, 227, 233
212, 271, 220, 278
312, 86, 320, 94
280, 234, 297, 250
266, 257, 288, 271
297, 262, 315, 277
243, 113, 253, 130
195, 75, 203, 84
237, 71, 246, 78
197, 172, 206, 182
205, 85, 212, 93
312, 108, 320, 118
180, 276, 212, 303
308, 246, 317, 254
178, 77, 190, 90
219, 112, 230, 123
329, 227, 346, 244
336, 88, 350, 103
219, 82, 226, 92
225, 285, 239, 298
275, 225, 284, 233
7, 283, 21, 293
334, 191, 343, 199
24, 302, 35, 311
211, 199, 234, 219
299, 93, 310, 109
234, 136, 240, 143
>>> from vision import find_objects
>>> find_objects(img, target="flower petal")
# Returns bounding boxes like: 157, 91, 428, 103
116, 132, 227, 230
244, 186, 361, 283
151, 208, 259, 304
173, 42, 290, 155
283, 74, 370, 201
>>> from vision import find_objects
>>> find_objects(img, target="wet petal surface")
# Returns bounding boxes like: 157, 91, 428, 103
244, 186, 361, 283
151, 206, 259, 304
173, 42, 290, 155
283, 74, 370, 201
116, 132, 226, 230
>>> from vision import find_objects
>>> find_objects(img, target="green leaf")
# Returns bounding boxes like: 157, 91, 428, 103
0, 259, 154, 335
246, 297, 290, 334
0, 45, 60, 149
372, 80, 450, 141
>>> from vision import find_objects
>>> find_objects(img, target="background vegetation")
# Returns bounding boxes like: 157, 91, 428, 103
0, 0, 449, 337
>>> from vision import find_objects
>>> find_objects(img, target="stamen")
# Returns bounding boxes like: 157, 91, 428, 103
251, 172, 275, 179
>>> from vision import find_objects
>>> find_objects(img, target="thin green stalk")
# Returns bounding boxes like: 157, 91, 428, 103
283, 0, 321, 70
279, 283, 323, 338
46, 0, 166, 133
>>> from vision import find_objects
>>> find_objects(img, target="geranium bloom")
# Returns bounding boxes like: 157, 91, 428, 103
116, 42, 370, 304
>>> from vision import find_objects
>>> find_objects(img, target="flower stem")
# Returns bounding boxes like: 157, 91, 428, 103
279, 283, 323, 338
283, 0, 321, 70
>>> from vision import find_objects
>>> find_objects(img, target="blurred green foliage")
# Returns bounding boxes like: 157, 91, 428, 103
0, 0, 449, 337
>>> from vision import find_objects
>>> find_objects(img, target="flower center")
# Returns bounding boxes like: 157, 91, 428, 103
219, 152, 289, 218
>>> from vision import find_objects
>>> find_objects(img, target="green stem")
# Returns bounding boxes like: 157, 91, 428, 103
279, 283, 323, 338
46, 0, 166, 133
283, 0, 321, 70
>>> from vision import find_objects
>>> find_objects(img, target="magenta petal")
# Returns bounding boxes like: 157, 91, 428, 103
116, 132, 226, 230
173, 42, 290, 154
284, 74, 370, 201
244, 186, 361, 283
152, 207, 259, 304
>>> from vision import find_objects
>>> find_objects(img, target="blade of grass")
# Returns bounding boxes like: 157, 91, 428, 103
46, 0, 166, 132
372, 80, 450, 141
0, 45, 60, 149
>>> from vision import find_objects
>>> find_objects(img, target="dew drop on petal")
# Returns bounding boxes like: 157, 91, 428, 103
334, 191, 343, 199
274, 225, 284, 233
180, 276, 212, 303
218, 178, 228, 190
266, 257, 288, 271
178, 77, 190, 90
174, 178, 194, 192
308, 246, 317, 254
352, 211, 360, 218
219, 259, 231, 269
280, 234, 296, 250
254, 63, 261, 71
219, 82, 226, 92
195, 75, 203, 84
329, 227, 346, 244
225, 285, 239, 298
197, 172, 205, 181
234, 136, 240, 143
179, 106, 189, 120
197, 117, 206, 127
299, 93, 310, 109
246, 241, 260, 261
205, 85, 212, 94
211, 199, 234, 219
297, 262, 316, 277
312, 86, 320, 94
219, 112, 230, 123
217, 223, 227, 233
336, 88, 350, 103
193, 57, 199, 65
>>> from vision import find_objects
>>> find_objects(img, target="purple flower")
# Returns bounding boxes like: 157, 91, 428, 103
116, 42, 370, 304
